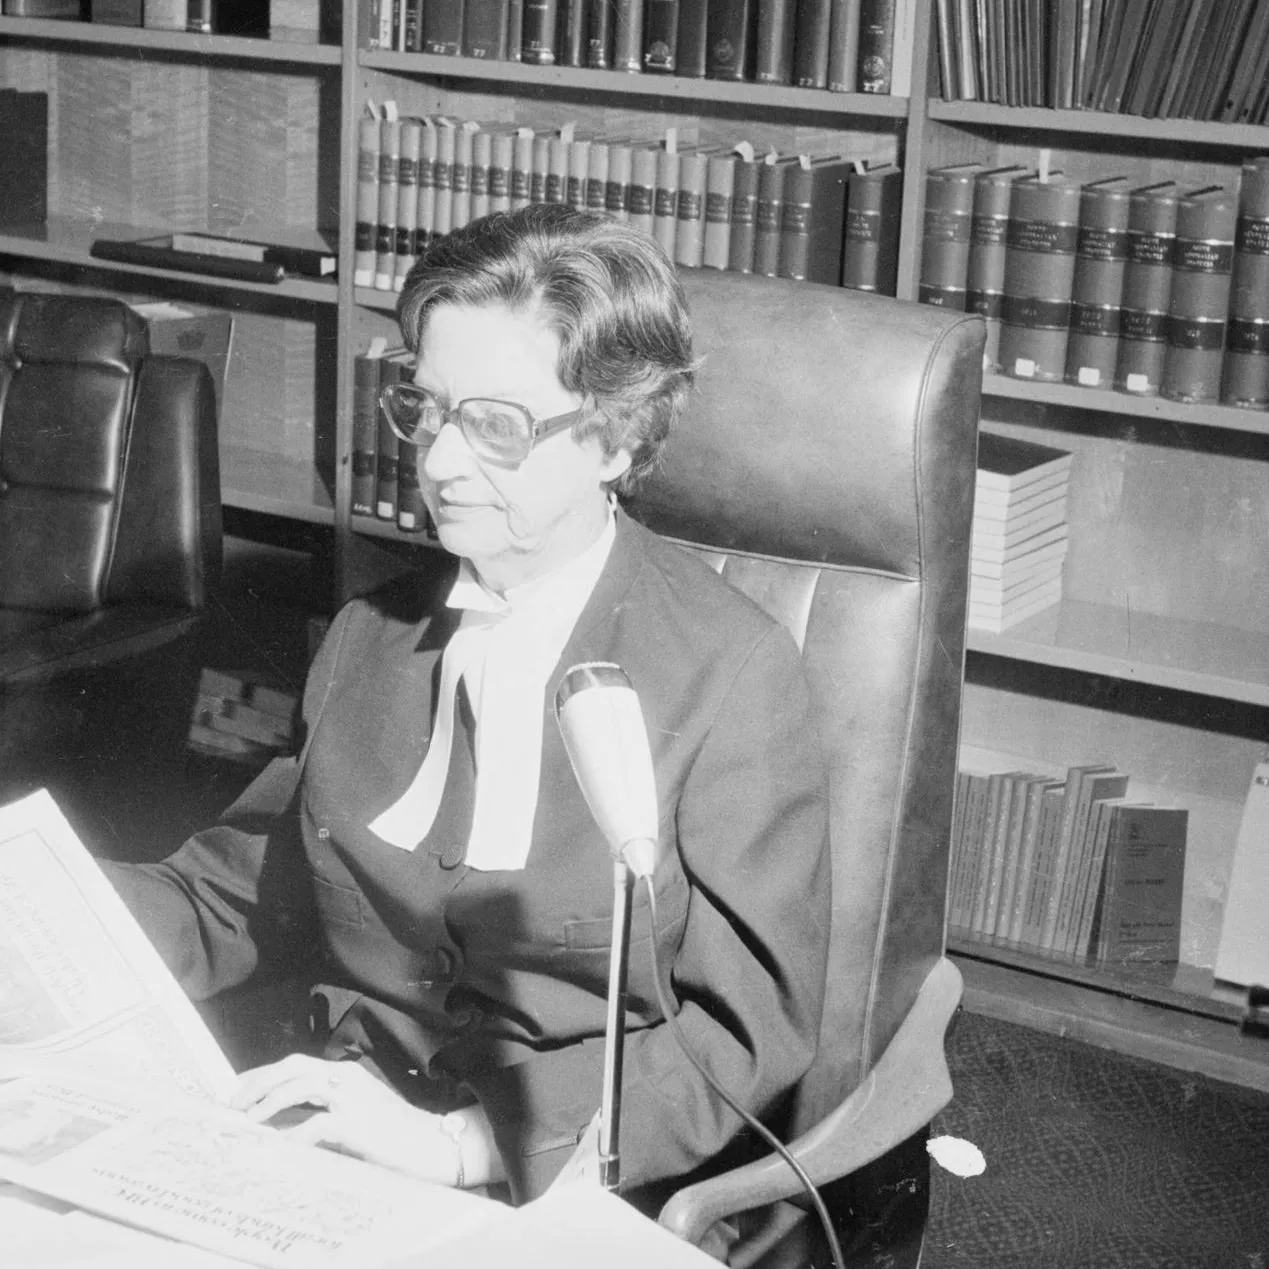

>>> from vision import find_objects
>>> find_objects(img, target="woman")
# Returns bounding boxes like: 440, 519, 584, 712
105, 204, 831, 1208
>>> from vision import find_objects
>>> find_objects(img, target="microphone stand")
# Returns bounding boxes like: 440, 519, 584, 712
599, 857, 634, 1192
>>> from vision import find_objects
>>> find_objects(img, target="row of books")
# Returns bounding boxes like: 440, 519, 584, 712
186, 667, 297, 767
355, 104, 904, 294
950, 752, 1188, 966
969, 431, 1071, 634
352, 337, 441, 537
364, 0, 915, 93
919, 156, 1269, 412
934, 0, 1269, 124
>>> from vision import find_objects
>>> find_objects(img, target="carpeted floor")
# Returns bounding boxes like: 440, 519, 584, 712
925, 1010, 1269, 1269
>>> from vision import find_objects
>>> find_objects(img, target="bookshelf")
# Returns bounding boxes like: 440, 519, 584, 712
1, 1, 1265, 1082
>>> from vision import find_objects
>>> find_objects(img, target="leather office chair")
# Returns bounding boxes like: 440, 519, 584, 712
0, 289, 222, 837
626, 271, 985, 1266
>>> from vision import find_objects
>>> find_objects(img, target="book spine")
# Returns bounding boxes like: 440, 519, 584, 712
781, 160, 850, 285
1064, 182, 1131, 389
653, 147, 681, 256
397, 438, 427, 533
422, 0, 464, 53
374, 118, 402, 292
375, 360, 404, 521
792, 0, 834, 87
703, 152, 736, 270
1161, 189, 1237, 404
351, 353, 380, 518
488, 129, 514, 214
675, 0, 709, 75
675, 150, 709, 268
567, 138, 590, 211
462, 0, 510, 57
587, 0, 612, 65
506, 0, 524, 59
546, 135, 569, 205
856, 0, 896, 92
354, 116, 381, 288
415, 120, 439, 252
606, 141, 633, 222
585, 140, 610, 214
613, 0, 646, 70
470, 128, 492, 221
728, 158, 760, 273
511, 129, 535, 211
967, 171, 1021, 370
841, 167, 901, 295
644, 0, 680, 69
758, 0, 800, 84
827, 0, 861, 91
1114, 187, 1178, 396
393, 119, 423, 291
1223, 158, 1269, 409
753, 159, 787, 278
628, 145, 658, 237
918, 168, 977, 310
403, 0, 423, 49
778, 161, 815, 281
432, 120, 456, 240
560, 0, 588, 64
521, 0, 559, 61
706, 0, 753, 79
998, 180, 1082, 382
1095, 808, 1187, 966
531, 134, 552, 205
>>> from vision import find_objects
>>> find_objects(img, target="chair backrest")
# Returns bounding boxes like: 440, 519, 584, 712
626, 271, 984, 1135
0, 291, 221, 615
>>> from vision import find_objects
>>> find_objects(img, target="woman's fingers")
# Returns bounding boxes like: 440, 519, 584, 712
230, 1055, 356, 1120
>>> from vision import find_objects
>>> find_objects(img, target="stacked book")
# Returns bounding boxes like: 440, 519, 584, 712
187, 668, 297, 767
949, 749, 1189, 966
969, 432, 1072, 633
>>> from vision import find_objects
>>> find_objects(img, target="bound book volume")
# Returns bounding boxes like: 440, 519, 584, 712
350, 104, 898, 294
950, 748, 1188, 967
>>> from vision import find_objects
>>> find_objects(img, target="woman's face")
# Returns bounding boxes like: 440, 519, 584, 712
412, 301, 630, 592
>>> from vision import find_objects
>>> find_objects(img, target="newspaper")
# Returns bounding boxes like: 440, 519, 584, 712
0, 1075, 499, 1268
0, 788, 236, 1101
0, 789, 509, 1265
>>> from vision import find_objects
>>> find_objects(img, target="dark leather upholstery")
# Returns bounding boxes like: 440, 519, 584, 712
625, 270, 984, 1260
0, 290, 221, 683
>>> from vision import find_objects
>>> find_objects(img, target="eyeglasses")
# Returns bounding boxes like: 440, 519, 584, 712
379, 383, 585, 466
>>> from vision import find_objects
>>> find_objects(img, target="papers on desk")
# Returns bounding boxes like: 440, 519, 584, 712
0, 1075, 498, 1268
0, 789, 236, 1101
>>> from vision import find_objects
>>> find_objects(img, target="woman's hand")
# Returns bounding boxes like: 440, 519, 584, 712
229, 1055, 504, 1189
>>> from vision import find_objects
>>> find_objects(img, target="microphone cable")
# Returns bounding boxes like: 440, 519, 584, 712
644, 878, 847, 1269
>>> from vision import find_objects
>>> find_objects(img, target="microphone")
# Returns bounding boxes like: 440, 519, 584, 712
554, 662, 661, 879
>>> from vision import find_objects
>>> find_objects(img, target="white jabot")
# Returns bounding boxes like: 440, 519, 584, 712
368, 508, 616, 869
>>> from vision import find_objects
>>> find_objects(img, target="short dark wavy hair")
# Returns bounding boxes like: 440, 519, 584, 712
396, 204, 695, 492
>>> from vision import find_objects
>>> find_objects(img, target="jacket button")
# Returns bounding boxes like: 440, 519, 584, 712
316, 827, 330, 840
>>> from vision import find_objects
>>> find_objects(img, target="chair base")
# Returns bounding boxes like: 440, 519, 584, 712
742, 1129, 930, 1269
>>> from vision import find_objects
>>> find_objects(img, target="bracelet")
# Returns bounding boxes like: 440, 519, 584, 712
440, 1111, 468, 1189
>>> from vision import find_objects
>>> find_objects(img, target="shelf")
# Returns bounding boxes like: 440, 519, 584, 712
967, 600, 1269, 706
928, 99, 1269, 151
949, 935, 1248, 1024
357, 285, 401, 314
221, 445, 333, 526
0, 16, 342, 65
351, 515, 443, 547
950, 950, 1269, 1093
0, 220, 340, 307
982, 373, 1269, 438
362, 49, 910, 118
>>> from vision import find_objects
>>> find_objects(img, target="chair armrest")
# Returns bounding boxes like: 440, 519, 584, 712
0, 607, 198, 686
658, 957, 963, 1249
